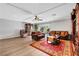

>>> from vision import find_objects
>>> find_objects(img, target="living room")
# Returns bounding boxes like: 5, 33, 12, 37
0, 3, 79, 56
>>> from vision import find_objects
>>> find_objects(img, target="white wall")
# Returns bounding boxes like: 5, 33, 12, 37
0, 18, 71, 40
0, 19, 24, 39
38, 19, 72, 34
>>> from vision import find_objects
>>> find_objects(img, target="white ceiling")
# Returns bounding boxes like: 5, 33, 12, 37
0, 3, 76, 24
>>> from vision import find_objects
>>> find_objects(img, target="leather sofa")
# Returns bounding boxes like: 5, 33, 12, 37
49, 31, 69, 40
31, 32, 45, 41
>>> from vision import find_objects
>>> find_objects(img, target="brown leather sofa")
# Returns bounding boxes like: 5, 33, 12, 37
31, 32, 45, 41
49, 31, 69, 40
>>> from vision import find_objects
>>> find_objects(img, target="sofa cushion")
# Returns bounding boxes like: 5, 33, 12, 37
49, 31, 56, 36
60, 31, 65, 36
56, 31, 61, 35
64, 31, 68, 36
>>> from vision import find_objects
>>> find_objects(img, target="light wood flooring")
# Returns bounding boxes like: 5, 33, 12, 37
0, 36, 48, 56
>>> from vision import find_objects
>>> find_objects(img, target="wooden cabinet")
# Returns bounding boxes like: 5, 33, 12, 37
75, 3, 79, 56
25, 23, 32, 36
71, 3, 79, 56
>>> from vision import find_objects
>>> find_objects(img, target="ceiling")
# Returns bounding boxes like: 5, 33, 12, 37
0, 3, 76, 24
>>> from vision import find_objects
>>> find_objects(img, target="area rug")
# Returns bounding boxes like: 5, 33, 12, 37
30, 40, 73, 56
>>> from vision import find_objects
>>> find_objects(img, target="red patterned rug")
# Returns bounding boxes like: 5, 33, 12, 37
31, 40, 73, 56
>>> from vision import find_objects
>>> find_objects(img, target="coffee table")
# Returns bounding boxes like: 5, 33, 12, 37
47, 36, 60, 45
51, 39, 60, 45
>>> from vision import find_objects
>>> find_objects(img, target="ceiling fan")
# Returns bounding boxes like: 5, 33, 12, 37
33, 16, 43, 21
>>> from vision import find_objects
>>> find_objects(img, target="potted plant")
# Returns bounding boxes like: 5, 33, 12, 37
34, 24, 38, 32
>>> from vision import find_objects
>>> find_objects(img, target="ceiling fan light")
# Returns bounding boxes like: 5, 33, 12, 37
34, 16, 43, 21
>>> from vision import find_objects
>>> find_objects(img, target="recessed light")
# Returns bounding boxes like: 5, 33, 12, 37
52, 14, 56, 16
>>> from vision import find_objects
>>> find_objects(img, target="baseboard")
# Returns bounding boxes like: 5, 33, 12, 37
0, 35, 20, 40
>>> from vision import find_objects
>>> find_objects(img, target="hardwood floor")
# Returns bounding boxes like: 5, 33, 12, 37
0, 36, 48, 56
0, 36, 74, 56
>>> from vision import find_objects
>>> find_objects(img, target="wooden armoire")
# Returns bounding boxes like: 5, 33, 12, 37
71, 3, 79, 56
25, 23, 32, 36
